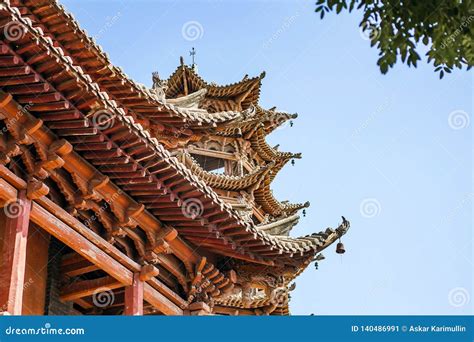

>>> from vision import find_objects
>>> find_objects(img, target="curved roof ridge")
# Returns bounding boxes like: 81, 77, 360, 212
177, 150, 273, 191
166, 64, 265, 102
255, 105, 298, 133
256, 213, 300, 236
214, 105, 298, 137
251, 128, 301, 162
254, 183, 309, 218
19, 0, 255, 130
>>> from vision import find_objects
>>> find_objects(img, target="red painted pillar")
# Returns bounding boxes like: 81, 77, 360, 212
0, 190, 31, 315
124, 273, 143, 315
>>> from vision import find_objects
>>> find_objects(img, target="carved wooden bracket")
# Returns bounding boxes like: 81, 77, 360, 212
49, 139, 73, 157
144, 225, 177, 261
119, 203, 144, 229
138, 264, 159, 281
16, 117, 42, 145
85, 175, 109, 201
26, 178, 49, 200
191, 257, 207, 287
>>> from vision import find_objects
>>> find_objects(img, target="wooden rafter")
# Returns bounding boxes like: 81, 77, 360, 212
60, 276, 122, 302
0, 167, 184, 315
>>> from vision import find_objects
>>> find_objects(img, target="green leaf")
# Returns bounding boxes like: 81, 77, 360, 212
313, 0, 473, 78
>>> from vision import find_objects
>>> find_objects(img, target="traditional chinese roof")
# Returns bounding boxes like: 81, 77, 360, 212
215, 105, 298, 137
256, 214, 300, 236
177, 150, 273, 191
251, 127, 301, 163
255, 182, 311, 219
0, 1, 348, 267
0, 0, 350, 316
10, 0, 295, 143
10, 0, 257, 134
166, 63, 264, 111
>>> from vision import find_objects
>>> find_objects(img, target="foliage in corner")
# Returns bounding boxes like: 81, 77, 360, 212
315, 0, 474, 78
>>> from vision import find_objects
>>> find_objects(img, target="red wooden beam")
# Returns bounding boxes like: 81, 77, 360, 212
0, 190, 31, 315
124, 273, 143, 316
0, 170, 184, 315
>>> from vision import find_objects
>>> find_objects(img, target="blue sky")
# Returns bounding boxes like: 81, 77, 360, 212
62, 0, 472, 315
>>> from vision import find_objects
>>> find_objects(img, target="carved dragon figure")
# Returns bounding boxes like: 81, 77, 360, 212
152, 71, 168, 102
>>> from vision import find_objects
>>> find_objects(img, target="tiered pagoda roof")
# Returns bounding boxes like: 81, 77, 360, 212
0, 0, 350, 315
176, 150, 273, 191
166, 63, 264, 111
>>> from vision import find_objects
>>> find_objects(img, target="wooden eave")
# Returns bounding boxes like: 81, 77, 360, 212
251, 128, 301, 163
215, 105, 298, 137
179, 150, 273, 191
256, 213, 300, 236
0, 1, 349, 274
11, 0, 253, 132
166, 64, 264, 109
254, 183, 310, 219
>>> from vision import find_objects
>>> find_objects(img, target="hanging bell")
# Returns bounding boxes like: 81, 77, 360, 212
291, 159, 295, 166
336, 242, 345, 254
290, 120, 294, 127
302, 209, 306, 217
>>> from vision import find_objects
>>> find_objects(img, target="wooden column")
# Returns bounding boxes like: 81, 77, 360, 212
0, 190, 31, 315
124, 273, 143, 315
0, 170, 183, 315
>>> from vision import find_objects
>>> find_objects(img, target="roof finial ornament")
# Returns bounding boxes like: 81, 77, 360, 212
190, 47, 197, 72
180, 56, 185, 67
151, 71, 168, 103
